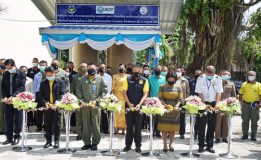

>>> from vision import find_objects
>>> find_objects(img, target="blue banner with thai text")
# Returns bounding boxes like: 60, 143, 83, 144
56, 4, 159, 26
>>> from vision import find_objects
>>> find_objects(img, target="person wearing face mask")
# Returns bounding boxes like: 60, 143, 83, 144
20, 66, 34, 129
126, 63, 133, 75
76, 63, 108, 151
215, 71, 236, 143
112, 64, 128, 135
27, 58, 40, 80
239, 71, 261, 141
122, 63, 149, 153
195, 65, 223, 153
175, 67, 190, 139
161, 66, 168, 77
34, 60, 48, 132
143, 65, 150, 79
0, 58, 6, 135
188, 70, 202, 140
71, 63, 87, 141
67, 61, 78, 84
1, 59, 26, 145
51, 59, 70, 93
148, 65, 166, 137
98, 63, 112, 134
38, 66, 65, 149
158, 72, 183, 152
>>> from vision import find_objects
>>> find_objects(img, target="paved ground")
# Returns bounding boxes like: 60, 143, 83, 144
0, 115, 261, 160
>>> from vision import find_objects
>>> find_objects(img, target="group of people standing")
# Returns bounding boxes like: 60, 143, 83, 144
0, 57, 260, 154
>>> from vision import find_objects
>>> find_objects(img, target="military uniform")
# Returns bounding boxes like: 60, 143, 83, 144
71, 74, 86, 138
215, 80, 236, 141
76, 75, 107, 146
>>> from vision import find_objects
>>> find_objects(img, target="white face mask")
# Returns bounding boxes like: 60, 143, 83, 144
32, 63, 38, 67
176, 72, 182, 78
8, 68, 16, 73
248, 76, 255, 81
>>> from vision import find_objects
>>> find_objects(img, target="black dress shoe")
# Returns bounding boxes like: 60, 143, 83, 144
206, 147, 215, 153
54, 141, 59, 149
241, 135, 248, 140
135, 147, 141, 153
43, 142, 52, 148
155, 134, 161, 138
81, 144, 92, 150
11, 138, 20, 145
198, 147, 204, 153
180, 135, 185, 139
123, 146, 131, 152
222, 139, 228, 143
2, 139, 13, 145
76, 135, 82, 141
215, 139, 221, 143
169, 147, 174, 152
91, 144, 97, 151
251, 136, 257, 141
35, 127, 42, 132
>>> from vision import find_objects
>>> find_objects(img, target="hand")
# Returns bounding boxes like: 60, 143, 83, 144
128, 103, 134, 108
135, 104, 141, 110
45, 103, 51, 109
5, 97, 12, 105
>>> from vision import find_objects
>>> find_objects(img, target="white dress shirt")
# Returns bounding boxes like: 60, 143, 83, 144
25, 77, 34, 93
99, 73, 112, 94
195, 74, 223, 102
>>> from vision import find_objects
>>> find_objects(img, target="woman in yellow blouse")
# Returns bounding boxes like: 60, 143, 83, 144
113, 64, 128, 134
158, 72, 183, 152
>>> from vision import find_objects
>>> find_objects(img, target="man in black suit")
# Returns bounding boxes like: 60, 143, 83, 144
1, 59, 26, 145
38, 66, 65, 149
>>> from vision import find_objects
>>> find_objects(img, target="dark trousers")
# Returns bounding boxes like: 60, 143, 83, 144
198, 102, 216, 148
125, 111, 142, 148
101, 111, 109, 133
27, 111, 34, 127
44, 110, 61, 142
5, 104, 22, 140
194, 115, 200, 138
153, 115, 160, 136
71, 112, 76, 127
35, 110, 44, 129
179, 111, 186, 136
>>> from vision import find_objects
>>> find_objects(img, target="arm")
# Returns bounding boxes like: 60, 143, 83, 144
70, 77, 76, 94
75, 79, 84, 102
195, 78, 204, 101
58, 80, 66, 100
1, 73, 6, 98
38, 82, 47, 106
112, 75, 116, 94
101, 78, 108, 97
185, 79, 190, 98
231, 83, 237, 98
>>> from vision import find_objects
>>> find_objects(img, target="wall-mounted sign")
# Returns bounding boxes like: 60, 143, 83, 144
56, 4, 159, 26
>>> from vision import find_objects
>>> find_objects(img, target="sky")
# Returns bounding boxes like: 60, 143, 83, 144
0, 0, 260, 68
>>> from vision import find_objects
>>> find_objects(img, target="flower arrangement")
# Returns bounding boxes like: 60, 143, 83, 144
12, 92, 37, 110
56, 93, 80, 111
183, 95, 206, 114
140, 97, 169, 116
218, 97, 241, 114
98, 94, 124, 112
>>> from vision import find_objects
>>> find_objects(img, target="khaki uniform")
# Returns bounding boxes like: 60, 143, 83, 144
76, 75, 107, 145
215, 80, 236, 139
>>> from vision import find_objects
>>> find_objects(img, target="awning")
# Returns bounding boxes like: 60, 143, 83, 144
40, 25, 162, 59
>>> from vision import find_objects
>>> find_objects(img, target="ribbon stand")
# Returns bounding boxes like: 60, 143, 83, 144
58, 111, 75, 153
102, 111, 118, 156
12, 110, 32, 152
141, 114, 160, 157
181, 113, 199, 158
219, 114, 238, 159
